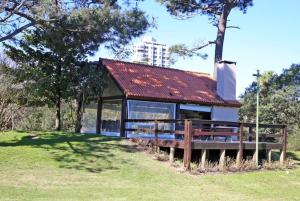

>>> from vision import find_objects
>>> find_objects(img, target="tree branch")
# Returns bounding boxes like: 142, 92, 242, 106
15, 11, 36, 23
0, 0, 27, 23
189, 40, 216, 52
0, 22, 34, 42
227, 25, 240, 29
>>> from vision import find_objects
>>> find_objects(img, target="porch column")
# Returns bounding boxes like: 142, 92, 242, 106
96, 97, 102, 134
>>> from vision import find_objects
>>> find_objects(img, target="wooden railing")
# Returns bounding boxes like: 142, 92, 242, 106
125, 119, 287, 169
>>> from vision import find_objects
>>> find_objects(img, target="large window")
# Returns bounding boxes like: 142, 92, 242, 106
127, 100, 175, 138
101, 100, 122, 136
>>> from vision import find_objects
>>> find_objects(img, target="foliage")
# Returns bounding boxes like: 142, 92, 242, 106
239, 64, 300, 150
4, 2, 150, 131
14, 103, 76, 131
159, 0, 253, 63
0, 55, 24, 130
0, 0, 138, 42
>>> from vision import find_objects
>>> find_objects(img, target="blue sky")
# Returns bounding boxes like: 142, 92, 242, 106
90, 1, 300, 97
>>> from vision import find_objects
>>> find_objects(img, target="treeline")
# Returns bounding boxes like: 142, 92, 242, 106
0, 0, 150, 132
239, 64, 300, 150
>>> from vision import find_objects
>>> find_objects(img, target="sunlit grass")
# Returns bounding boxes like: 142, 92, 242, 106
0, 131, 299, 201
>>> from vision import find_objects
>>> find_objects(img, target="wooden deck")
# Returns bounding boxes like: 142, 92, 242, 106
125, 119, 288, 169
131, 139, 283, 150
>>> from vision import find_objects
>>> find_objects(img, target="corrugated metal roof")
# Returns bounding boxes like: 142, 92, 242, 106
101, 58, 241, 107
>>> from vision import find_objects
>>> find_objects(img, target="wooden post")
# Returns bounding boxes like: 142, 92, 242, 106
280, 126, 288, 164
154, 120, 158, 153
237, 123, 244, 165
169, 147, 175, 162
183, 120, 192, 170
219, 149, 226, 169
253, 149, 258, 163
120, 99, 127, 138
200, 149, 207, 169
96, 97, 102, 134
267, 149, 272, 163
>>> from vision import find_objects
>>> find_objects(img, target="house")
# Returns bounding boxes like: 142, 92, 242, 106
81, 58, 241, 137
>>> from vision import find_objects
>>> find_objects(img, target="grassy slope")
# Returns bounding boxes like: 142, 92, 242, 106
0, 131, 299, 201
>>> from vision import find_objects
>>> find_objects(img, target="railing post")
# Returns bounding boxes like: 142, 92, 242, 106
183, 120, 192, 170
280, 125, 288, 164
237, 123, 244, 165
154, 120, 158, 153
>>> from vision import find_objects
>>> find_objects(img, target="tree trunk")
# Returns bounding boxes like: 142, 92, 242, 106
214, 2, 234, 64
55, 98, 61, 131
75, 92, 83, 133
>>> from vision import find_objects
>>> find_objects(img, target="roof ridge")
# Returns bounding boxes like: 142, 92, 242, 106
99, 58, 212, 76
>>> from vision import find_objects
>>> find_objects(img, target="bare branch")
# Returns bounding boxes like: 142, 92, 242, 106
227, 25, 240, 29
189, 41, 216, 52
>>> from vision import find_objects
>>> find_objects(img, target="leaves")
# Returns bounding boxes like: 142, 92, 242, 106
239, 64, 300, 131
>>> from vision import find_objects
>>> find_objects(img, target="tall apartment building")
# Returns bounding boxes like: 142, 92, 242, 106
132, 36, 170, 67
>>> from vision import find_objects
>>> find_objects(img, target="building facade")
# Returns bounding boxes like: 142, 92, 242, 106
132, 36, 170, 67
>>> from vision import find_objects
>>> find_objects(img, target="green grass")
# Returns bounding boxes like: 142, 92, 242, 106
0, 131, 300, 201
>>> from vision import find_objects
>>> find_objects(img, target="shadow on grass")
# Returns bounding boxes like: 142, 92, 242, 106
271, 150, 300, 166
0, 132, 140, 173
287, 152, 300, 165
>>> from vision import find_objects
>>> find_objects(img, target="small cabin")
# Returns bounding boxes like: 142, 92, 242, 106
81, 58, 241, 138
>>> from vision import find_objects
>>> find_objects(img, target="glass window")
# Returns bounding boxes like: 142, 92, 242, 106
81, 103, 97, 133
101, 100, 122, 136
127, 100, 175, 138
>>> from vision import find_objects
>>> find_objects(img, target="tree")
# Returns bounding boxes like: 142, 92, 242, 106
239, 64, 300, 149
160, 0, 253, 64
4, 2, 150, 131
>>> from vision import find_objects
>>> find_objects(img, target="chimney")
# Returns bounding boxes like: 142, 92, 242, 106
214, 60, 237, 100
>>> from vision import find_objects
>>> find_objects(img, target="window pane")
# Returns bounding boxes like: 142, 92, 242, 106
81, 103, 97, 133
101, 100, 122, 136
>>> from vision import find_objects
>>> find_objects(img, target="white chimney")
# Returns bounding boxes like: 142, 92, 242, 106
214, 61, 237, 100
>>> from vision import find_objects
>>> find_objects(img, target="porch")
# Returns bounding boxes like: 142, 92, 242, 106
125, 119, 288, 169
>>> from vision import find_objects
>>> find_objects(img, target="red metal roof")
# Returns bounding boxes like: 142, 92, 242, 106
101, 59, 241, 107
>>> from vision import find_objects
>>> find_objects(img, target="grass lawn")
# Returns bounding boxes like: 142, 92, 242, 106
0, 131, 300, 201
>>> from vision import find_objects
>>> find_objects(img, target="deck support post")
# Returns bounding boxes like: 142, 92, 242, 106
236, 150, 242, 165
267, 149, 272, 163
253, 149, 258, 163
200, 149, 207, 169
183, 120, 192, 170
219, 149, 226, 170
280, 149, 285, 165
280, 126, 288, 165
169, 147, 175, 162
237, 123, 244, 165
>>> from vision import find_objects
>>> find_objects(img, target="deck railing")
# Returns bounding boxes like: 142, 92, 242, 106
125, 119, 287, 169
